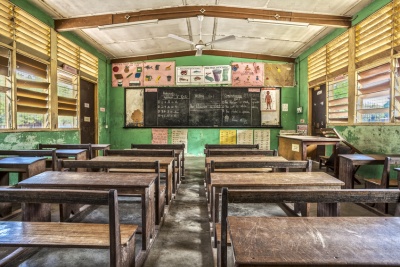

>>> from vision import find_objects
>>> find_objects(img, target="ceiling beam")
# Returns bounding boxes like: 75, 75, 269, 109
110, 50, 295, 63
55, 5, 351, 31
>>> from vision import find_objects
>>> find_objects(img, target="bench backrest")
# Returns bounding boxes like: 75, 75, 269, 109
105, 149, 174, 157
211, 159, 312, 172
0, 188, 122, 266
131, 144, 185, 150
38, 144, 93, 159
220, 188, 400, 267
206, 149, 277, 157
0, 149, 57, 171
205, 144, 259, 149
381, 157, 400, 188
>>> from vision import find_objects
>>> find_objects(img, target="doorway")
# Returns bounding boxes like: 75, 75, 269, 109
79, 79, 96, 144
310, 84, 327, 160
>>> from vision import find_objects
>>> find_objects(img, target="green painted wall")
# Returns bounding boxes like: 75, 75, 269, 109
297, 0, 396, 179
110, 55, 297, 156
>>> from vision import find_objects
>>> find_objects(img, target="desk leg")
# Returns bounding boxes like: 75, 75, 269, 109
22, 203, 51, 221
142, 184, 155, 251
302, 143, 308, 160
24, 160, 46, 181
166, 164, 173, 205
317, 203, 339, 216
339, 157, 354, 189
333, 142, 339, 177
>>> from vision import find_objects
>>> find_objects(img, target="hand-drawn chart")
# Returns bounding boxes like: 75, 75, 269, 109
231, 62, 264, 87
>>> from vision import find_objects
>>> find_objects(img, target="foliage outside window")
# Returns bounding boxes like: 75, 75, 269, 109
16, 53, 50, 129
327, 75, 348, 123
356, 63, 391, 123
58, 69, 78, 128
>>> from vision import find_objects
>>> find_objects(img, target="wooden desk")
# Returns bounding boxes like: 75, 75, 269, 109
278, 135, 341, 172
91, 156, 175, 205
228, 216, 400, 266
55, 149, 87, 160
211, 171, 344, 223
91, 144, 110, 158
338, 154, 388, 189
18, 171, 157, 251
0, 157, 46, 184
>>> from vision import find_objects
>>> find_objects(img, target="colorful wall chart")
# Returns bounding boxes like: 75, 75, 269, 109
176, 66, 204, 85
152, 128, 168, 144
203, 65, 231, 85
264, 63, 295, 87
231, 62, 264, 87
220, 130, 237, 144
112, 62, 144, 87
143, 61, 175, 86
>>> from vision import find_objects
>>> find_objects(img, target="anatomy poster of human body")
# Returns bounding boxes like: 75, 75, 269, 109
260, 88, 277, 111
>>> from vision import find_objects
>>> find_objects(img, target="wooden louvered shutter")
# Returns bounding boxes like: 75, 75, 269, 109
0, 45, 11, 129
393, 0, 400, 54
0, 0, 13, 45
355, 3, 393, 68
57, 35, 79, 69
308, 46, 326, 87
79, 49, 98, 81
327, 32, 349, 79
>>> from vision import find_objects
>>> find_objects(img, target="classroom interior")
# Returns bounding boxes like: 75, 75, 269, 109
1, 0, 400, 266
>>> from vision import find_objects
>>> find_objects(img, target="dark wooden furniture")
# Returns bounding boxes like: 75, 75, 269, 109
204, 144, 259, 156
91, 144, 111, 158
205, 149, 277, 157
0, 157, 46, 184
91, 156, 175, 206
0, 188, 137, 267
19, 171, 157, 252
58, 159, 163, 225
220, 188, 400, 267
278, 135, 341, 171
131, 144, 185, 178
0, 149, 57, 171
338, 154, 400, 188
38, 144, 92, 159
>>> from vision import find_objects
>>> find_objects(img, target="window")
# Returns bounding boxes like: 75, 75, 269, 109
308, 46, 326, 87
328, 76, 348, 123
0, 46, 11, 129
394, 58, 400, 122
356, 63, 391, 123
58, 69, 78, 128
16, 53, 50, 129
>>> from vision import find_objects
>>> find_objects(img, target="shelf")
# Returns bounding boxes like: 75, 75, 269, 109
357, 107, 389, 114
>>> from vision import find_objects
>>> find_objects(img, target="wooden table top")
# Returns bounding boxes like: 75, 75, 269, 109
278, 135, 341, 142
338, 154, 400, 162
19, 171, 157, 188
211, 172, 344, 187
91, 144, 111, 149
206, 156, 287, 164
0, 157, 46, 165
55, 149, 87, 154
91, 156, 174, 165
228, 216, 400, 266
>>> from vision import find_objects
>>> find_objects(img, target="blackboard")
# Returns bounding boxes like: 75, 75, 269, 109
126, 87, 280, 127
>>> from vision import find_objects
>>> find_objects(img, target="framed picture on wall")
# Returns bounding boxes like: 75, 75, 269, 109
260, 88, 281, 126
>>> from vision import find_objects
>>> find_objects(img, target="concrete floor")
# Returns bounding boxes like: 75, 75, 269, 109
0, 157, 386, 266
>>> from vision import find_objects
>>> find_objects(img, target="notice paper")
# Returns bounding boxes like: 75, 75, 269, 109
172, 129, 188, 153
254, 129, 270, 150
237, 129, 253, 144
152, 128, 168, 144
220, 130, 237, 145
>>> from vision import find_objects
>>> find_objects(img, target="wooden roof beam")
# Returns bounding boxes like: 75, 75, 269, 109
110, 50, 296, 63
55, 6, 351, 31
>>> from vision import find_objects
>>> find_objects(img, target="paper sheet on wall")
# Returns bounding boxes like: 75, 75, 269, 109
237, 129, 253, 144
254, 129, 270, 150
220, 130, 237, 145
152, 128, 168, 144
172, 129, 188, 153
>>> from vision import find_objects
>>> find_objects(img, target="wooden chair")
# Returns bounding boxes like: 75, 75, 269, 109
0, 149, 57, 171
0, 188, 137, 267
364, 156, 400, 213
219, 188, 400, 267
58, 159, 164, 225
38, 143, 93, 159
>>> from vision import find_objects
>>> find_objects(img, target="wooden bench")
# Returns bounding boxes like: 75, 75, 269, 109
219, 188, 400, 267
38, 144, 93, 159
131, 144, 185, 178
205, 149, 277, 157
0, 149, 57, 171
58, 159, 164, 225
204, 144, 259, 156
0, 188, 138, 267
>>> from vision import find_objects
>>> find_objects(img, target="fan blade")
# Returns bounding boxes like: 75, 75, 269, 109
205, 35, 236, 46
195, 48, 203, 56
168, 34, 195, 45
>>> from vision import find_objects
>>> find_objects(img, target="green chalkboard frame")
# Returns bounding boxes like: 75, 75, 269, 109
124, 87, 281, 128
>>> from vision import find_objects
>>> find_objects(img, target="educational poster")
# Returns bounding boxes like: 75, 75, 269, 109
204, 65, 231, 84
176, 66, 204, 85
237, 129, 253, 144
231, 62, 264, 87
125, 89, 144, 127
143, 61, 175, 86
254, 129, 270, 150
260, 88, 277, 111
264, 63, 295, 87
152, 128, 168, 144
261, 88, 281, 126
112, 62, 144, 87
172, 129, 188, 153
220, 130, 237, 144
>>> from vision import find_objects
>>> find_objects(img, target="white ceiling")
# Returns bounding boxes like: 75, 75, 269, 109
26, 0, 374, 60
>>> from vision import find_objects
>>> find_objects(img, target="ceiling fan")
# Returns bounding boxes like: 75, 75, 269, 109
168, 15, 236, 56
